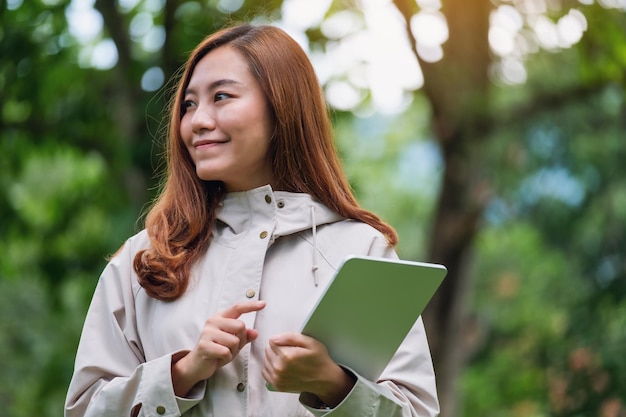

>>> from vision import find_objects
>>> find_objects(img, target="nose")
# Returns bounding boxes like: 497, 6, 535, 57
190, 103, 216, 132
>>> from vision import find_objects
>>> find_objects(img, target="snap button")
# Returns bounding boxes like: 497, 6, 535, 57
277, 201, 285, 208
246, 289, 256, 298
265, 194, 272, 204
237, 382, 245, 392
156, 405, 166, 415
260, 231, 268, 239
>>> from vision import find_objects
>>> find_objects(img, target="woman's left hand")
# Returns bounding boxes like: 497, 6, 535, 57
262, 333, 356, 407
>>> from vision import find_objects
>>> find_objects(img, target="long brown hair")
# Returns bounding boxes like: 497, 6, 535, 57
134, 23, 398, 300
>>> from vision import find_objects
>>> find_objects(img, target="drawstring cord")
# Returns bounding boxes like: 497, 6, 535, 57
310, 205, 319, 287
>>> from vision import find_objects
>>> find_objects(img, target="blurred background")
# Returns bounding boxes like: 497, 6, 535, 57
1, 0, 625, 416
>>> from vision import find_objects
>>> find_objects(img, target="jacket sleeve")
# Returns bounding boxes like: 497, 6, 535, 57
301, 234, 440, 417
64, 238, 204, 417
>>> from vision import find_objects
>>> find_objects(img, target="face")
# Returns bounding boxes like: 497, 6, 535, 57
180, 45, 275, 192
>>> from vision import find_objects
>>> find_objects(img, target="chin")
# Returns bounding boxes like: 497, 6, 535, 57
195, 171, 221, 182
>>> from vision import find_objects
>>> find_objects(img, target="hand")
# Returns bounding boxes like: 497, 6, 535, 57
172, 300, 266, 397
262, 333, 356, 407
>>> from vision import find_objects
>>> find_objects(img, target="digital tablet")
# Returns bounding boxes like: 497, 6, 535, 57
300, 255, 447, 381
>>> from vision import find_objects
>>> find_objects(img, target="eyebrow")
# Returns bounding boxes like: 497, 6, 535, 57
184, 78, 243, 95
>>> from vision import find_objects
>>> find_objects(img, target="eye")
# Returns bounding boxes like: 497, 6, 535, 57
215, 92, 231, 102
181, 99, 196, 114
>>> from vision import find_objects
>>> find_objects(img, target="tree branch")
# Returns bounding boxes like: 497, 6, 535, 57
492, 79, 619, 129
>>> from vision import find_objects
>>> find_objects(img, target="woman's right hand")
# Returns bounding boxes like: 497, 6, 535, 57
171, 300, 266, 397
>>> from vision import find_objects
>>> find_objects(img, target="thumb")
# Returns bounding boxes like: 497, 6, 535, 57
269, 332, 304, 347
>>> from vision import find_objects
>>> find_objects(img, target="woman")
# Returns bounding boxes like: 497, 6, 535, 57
65, 23, 439, 417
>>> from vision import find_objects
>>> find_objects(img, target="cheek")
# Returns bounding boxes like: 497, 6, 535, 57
248, 110, 274, 141
179, 118, 192, 143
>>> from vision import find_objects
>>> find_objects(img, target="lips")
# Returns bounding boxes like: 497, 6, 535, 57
193, 139, 227, 149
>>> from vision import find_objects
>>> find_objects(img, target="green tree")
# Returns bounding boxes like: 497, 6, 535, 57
385, 1, 626, 415
0, 1, 286, 415
1, 0, 625, 416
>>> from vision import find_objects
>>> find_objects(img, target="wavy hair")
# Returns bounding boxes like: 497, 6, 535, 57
134, 23, 398, 300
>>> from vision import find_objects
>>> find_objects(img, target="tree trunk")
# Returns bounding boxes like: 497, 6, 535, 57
94, 0, 148, 207
392, 1, 493, 416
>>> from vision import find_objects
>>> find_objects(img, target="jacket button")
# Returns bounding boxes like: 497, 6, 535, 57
265, 194, 272, 204
260, 231, 268, 239
246, 289, 256, 298
156, 405, 166, 415
237, 382, 245, 392
277, 201, 285, 208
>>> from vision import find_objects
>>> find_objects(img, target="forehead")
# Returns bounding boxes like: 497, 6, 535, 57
187, 45, 253, 86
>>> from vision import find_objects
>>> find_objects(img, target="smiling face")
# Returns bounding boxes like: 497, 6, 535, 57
179, 45, 276, 192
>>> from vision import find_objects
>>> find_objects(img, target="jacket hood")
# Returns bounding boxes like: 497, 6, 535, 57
216, 185, 344, 238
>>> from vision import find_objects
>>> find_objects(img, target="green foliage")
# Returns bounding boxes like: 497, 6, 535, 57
334, 96, 440, 259
464, 223, 581, 417
464, 47, 626, 415
0, 1, 284, 416
1, 0, 625, 416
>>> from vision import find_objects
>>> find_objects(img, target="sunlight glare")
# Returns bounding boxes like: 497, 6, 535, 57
141, 66, 165, 92
281, 0, 333, 30
518, 28, 540, 54
500, 57, 527, 84
557, 9, 587, 46
119, 0, 141, 12
7, 0, 23, 10
321, 10, 363, 40
143, 0, 165, 13
218, 0, 244, 14
515, 0, 547, 15
130, 12, 153, 40
416, 0, 442, 11
416, 44, 444, 63
489, 26, 516, 56
325, 81, 363, 111
364, 1, 424, 113
300, 0, 423, 114
142, 26, 166, 52
491, 5, 524, 34
530, 15, 560, 50
410, 11, 449, 49
489, 6, 524, 57
91, 39, 118, 70
309, 40, 359, 86
598, 0, 626, 9
66, 0, 102, 44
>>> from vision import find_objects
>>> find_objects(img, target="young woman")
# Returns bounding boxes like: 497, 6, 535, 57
65, 23, 439, 417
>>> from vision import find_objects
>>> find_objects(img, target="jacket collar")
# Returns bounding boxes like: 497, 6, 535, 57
216, 185, 344, 237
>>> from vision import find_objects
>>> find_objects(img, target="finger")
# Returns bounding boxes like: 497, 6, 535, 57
263, 347, 281, 383
220, 300, 266, 319
262, 346, 298, 393
211, 330, 242, 350
269, 332, 309, 348
222, 320, 255, 349
246, 328, 259, 343
264, 342, 279, 365
198, 331, 239, 358
205, 316, 247, 336
262, 366, 278, 390
198, 340, 234, 364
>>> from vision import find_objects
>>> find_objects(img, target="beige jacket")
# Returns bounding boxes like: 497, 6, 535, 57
65, 185, 439, 417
